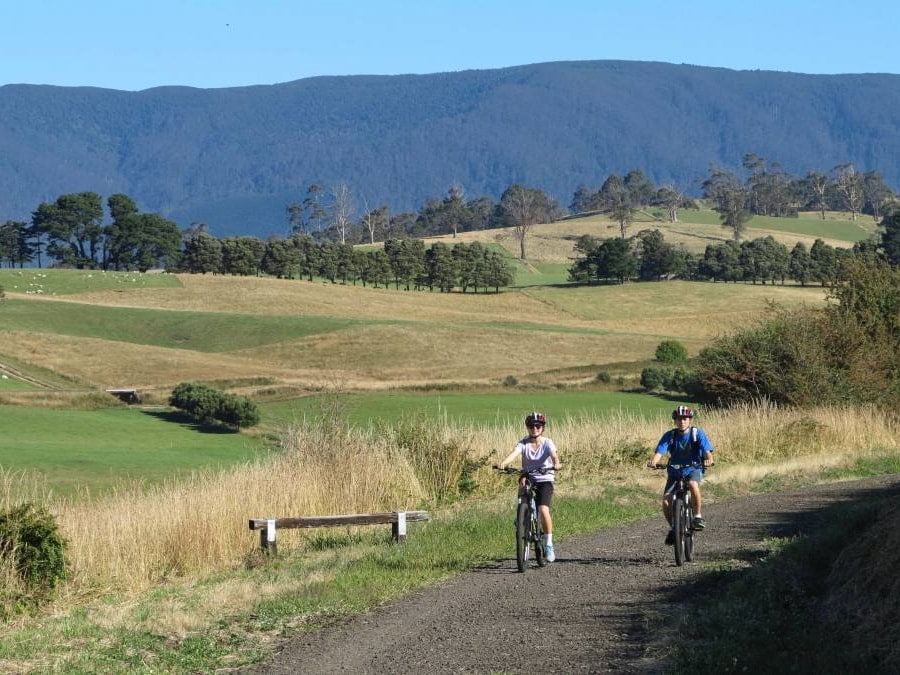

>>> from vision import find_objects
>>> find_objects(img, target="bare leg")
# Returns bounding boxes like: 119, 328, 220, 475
538, 504, 552, 534
688, 481, 702, 515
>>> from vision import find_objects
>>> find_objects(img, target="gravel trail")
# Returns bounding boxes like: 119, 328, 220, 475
248, 474, 900, 674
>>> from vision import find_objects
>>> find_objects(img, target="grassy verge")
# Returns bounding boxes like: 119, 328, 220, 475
0, 491, 653, 673
671, 451, 900, 673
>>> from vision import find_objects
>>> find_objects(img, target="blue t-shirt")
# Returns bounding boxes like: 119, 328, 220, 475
655, 426, 714, 469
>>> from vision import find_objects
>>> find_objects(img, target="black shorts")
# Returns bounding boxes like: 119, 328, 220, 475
533, 481, 554, 507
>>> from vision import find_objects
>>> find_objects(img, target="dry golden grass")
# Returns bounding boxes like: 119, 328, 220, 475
427, 212, 856, 262
12, 402, 893, 603
3, 272, 829, 390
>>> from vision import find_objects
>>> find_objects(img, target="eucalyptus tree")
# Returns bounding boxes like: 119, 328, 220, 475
500, 184, 554, 259
743, 155, 795, 217
287, 183, 329, 237
832, 163, 864, 221
597, 174, 635, 238
702, 168, 751, 239
360, 204, 389, 244
801, 171, 830, 219
655, 184, 684, 223
862, 171, 894, 221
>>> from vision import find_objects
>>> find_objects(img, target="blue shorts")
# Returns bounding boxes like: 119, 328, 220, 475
663, 468, 703, 495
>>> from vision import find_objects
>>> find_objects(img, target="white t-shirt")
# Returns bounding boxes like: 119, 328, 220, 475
516, 437, 557, 482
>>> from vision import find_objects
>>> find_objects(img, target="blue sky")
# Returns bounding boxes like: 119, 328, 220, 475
2, 1, 899, 90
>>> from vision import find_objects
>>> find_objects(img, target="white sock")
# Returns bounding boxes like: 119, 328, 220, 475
544, 533, 553, 546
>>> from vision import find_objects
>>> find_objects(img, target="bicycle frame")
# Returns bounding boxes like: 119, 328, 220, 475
497, 467, 547, 572
665, 463, 699, 566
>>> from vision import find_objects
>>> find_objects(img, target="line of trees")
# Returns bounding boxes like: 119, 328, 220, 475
181, 231, 515, 292
569, 225, 897, 287
1, 154, 896, 272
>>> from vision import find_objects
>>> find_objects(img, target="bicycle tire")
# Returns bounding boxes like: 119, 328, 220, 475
516, 500, 529, 573
534, 507, 547, 567
673, 495, 687, 567
684, 494, 695, 562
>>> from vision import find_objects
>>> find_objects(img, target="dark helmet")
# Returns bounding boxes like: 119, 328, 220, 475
525, 411, 547, 427
672, 405, 694, 420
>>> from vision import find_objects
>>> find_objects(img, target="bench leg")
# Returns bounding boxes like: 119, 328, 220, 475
260, 518, 278, 555
391, 511, 407, 543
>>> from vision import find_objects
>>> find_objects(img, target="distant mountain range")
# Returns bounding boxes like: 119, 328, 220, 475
2, 60, 899, 238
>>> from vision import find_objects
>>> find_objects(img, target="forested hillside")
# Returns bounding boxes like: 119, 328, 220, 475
1, 60, 899, 237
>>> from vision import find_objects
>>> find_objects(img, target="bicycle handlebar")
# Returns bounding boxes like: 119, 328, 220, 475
649, 462, 713, 470
493, 465, 560, 476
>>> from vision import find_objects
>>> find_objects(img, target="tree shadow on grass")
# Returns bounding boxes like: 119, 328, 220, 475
140, 408, 238, 434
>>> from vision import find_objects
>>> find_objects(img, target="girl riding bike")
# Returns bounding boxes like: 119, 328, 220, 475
495, 411, 562, 562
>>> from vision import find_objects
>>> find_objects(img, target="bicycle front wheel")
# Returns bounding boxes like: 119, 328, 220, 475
534, 509, 546, 567
673, 496, 687, 567
684, 495, 695, 562
516, 501, 529, 573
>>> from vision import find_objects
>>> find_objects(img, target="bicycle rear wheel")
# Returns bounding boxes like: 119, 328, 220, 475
516, 501, 529, 572
673, 495, 687, 566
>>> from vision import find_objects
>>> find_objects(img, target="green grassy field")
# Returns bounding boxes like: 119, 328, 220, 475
0, 268, 182, 295
1, 299, 390, 352
0, 405, 269, 497
259, 389, 682, 429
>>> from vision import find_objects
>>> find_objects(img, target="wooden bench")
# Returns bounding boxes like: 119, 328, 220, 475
248, 510, 431, 554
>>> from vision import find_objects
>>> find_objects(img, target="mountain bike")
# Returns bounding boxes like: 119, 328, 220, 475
495, 467, 553, 572
654, 463, 704, 566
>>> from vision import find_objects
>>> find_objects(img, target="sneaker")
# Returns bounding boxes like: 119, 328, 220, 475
544, 543, 556, 563
692, 516, 706, 530
664, 529, 675, 545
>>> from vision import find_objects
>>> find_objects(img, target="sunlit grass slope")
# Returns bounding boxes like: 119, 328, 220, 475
1, 271, 828, 390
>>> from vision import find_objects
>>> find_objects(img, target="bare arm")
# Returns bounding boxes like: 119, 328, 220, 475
496, 447, 521, 470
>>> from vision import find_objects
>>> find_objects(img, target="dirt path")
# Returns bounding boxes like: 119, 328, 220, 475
247, 475, 900, 674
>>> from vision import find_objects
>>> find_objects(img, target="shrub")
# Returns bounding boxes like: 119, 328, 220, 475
502, 375, 518, 387
169, 382, 260, 428
655, 339, 688, 363
0, 503, 67, 602
640, 367, 666, 391
595, 371, 612, 384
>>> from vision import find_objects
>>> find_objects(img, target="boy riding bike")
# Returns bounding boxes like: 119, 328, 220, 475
647, 406, 714, 545
495, 411, 562, 562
